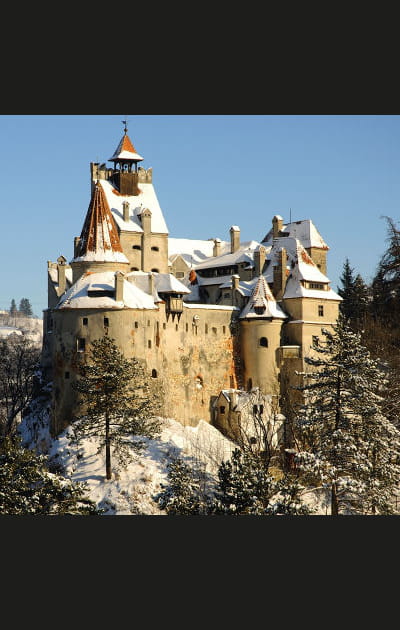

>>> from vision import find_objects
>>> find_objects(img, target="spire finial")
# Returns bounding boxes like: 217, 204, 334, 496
122, 117, 128, 134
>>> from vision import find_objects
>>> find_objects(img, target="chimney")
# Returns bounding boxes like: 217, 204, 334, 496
141, 208, 152, 234
254, 245, 266, 277
273, 247, 287, 300
148, 271, 154, 296
74, 237, 81, 258
230, 226, 240, 253
115, 271, 125, 302
231, 274, 240, 305
123, 201, 130, 222
213, 238, 222, 257
57, 256, 67, 295
272, 215, 283, 240
228, 390, 238, 410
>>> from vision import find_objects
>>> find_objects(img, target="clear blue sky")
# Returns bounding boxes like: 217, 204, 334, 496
1, 114, 399, 317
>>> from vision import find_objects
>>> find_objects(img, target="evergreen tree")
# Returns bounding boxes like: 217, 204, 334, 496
71, 335, 162, 480
293, 316, 400, 515
337, 259, 370, 330
18, 298, 33, 316
9, 299, 17, 315
0, 434, 100, 515
157, 449, 311, 515
157, 457, 208, 515
212, 448, 311, 515
338, 258, 356, 321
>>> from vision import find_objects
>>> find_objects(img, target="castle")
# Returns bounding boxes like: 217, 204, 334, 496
41, 124, 341, 441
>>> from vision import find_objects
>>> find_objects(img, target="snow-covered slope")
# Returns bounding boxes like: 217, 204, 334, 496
19, 407, 238, 515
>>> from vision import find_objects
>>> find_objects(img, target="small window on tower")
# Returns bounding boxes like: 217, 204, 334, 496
151, 246, 159, 252
104, 317, 109, 327
318, 305, 324, 317
77, 338, 86, 352
133, 245, 141, 250
259, 337, 268, 347
219, 406, 226, 415
82, 317, 88, 326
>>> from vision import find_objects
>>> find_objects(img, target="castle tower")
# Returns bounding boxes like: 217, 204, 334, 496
71, 181, 130, 283
108, 121, 144, 195
239, 275, 287, 396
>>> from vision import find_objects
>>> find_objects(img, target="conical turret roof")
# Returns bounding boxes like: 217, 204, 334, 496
109, 132, 144, 162
72, 181, 129, 263
239, 275, 287, 319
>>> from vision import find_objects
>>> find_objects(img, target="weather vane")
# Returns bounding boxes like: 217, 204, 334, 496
122, 117, 128, 134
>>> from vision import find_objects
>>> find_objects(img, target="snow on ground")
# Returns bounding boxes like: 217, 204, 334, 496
20, 410, 238, 515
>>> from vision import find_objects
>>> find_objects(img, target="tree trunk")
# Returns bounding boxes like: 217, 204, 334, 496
105, 411, 111, 480
331, 481, 339, 515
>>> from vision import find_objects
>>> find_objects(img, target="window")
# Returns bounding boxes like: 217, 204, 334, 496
205, 324, 208, 334
77, 338, 85, 352
65, 371, 70, 379
176, 271, 185, 278
151, 246, 159, 251
175, 324, 178, 331
151, 268, 159, 273
259, 337, 268, 347
148, 340, 152, 348
212, 327, 217, 334
219, 406, 226, 414
186, 323, 188, 332
82, 317, 88, 326
310, 282, 324, 289
163, 322, 166, 329
104, 317, 109, 327
131, 267, 139, 271
151, 369, 157, 378
134, 321, 139, 329
223, 326, 226, 334
132, 245, 141, 250
318, 305, 324, 316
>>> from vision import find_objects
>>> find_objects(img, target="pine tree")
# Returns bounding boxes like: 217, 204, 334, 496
338, 258, 356, 321
157, 457, 208, 515
18, 298, 33, 316
212, 448, 311, 515
0, 435, 100, 515
71, 335, 162, 480
9, 299, 17, 315
293, 316, 400, 515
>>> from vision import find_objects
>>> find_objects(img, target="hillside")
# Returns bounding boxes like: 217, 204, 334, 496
18, 400, 331, 515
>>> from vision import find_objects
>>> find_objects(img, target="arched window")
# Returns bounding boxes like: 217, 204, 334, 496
151, 369, 157, 378
259, 337, 268, 347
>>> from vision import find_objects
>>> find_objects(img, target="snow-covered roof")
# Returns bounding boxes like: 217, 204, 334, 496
283, 276, 342, 300
99, 179, 168, 235
218, 277, 257, 297
194, 241, 261, 271
168, 238, 230, 265
71, 181, 129, 264
239, 275, 287, 320
109, 133, 144, 162
127, 271, 191, 298
48, 267, 73, 285
262, 218, 328, 250
56, 271, 157, 310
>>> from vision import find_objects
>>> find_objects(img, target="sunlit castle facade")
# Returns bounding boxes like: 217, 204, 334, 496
42, 124, 342, 439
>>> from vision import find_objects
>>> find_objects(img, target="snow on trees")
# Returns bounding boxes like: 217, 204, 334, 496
71, 335, 163, 480
293, 316, 400, 515
0, 434, 100, 515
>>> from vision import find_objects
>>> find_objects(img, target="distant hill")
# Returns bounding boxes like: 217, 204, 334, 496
0, 314, 42, 347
